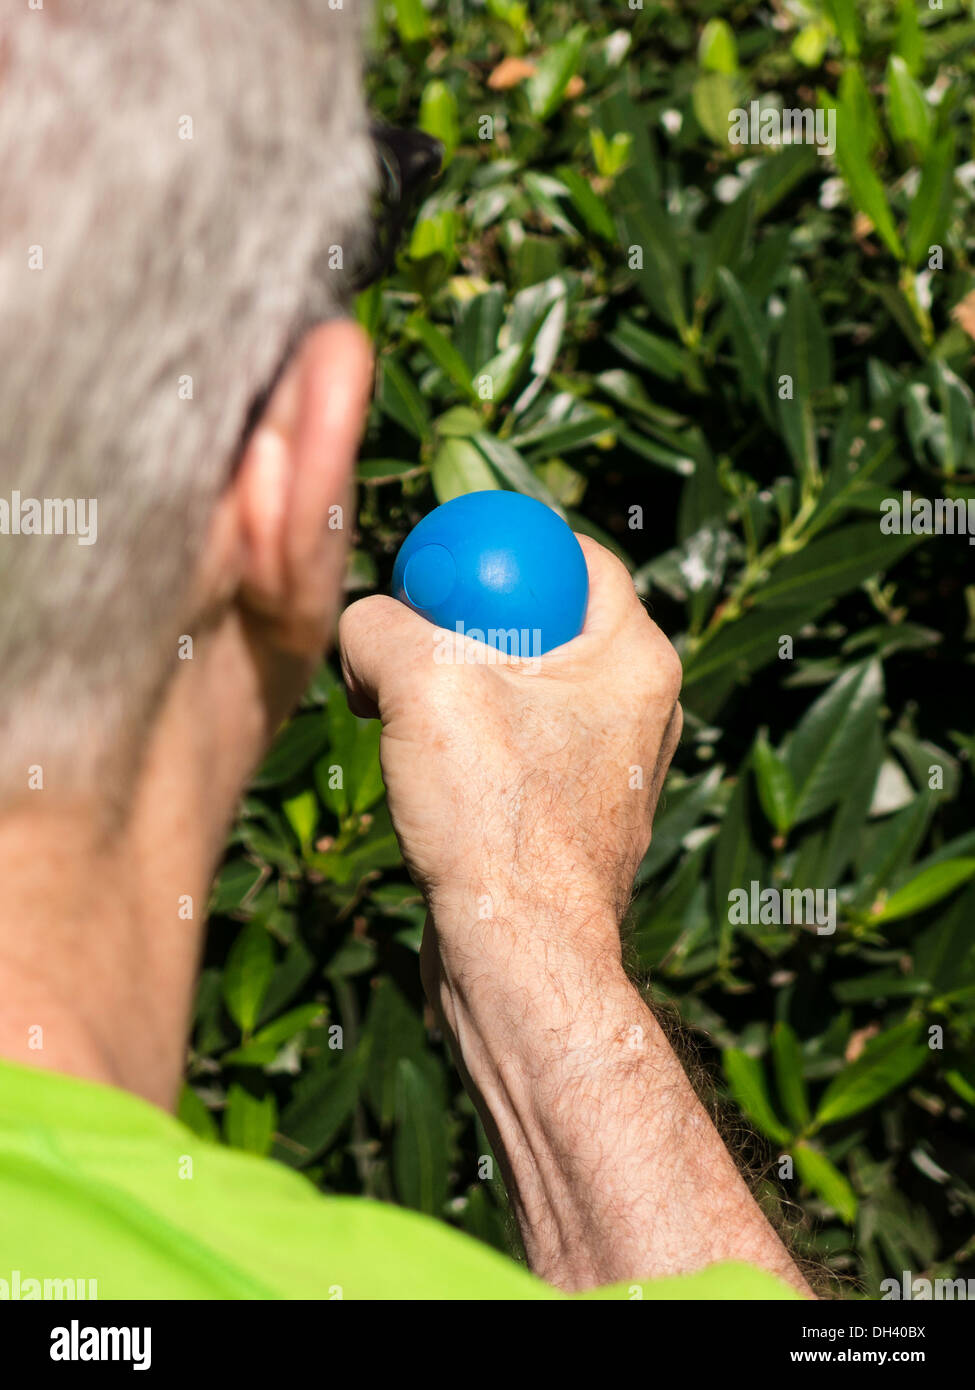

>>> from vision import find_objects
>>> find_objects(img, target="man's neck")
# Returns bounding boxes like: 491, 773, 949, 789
0, 797, 212, 1109
0, 614, 276, 1110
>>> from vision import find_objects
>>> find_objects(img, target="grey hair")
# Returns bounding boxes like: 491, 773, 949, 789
0, 0, 374, 801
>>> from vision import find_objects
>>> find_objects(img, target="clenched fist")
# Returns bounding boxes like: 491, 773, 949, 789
339, 534, 682, 958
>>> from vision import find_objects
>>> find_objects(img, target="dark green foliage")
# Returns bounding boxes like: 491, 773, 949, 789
185, 1, 975, 1293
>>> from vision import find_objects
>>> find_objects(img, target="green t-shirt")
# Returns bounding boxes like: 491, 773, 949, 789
0, 1059, 799, 1300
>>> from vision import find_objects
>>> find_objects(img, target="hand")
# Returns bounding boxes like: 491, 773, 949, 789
339, 535, 682, 957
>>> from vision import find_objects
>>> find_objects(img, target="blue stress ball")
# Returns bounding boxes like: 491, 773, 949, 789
392, 490, 589, 658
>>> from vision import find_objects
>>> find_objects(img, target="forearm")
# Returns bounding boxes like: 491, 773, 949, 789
425, 893, 812, 1296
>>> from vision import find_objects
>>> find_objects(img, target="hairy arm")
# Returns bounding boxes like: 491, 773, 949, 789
340, 536, 811, 1296
422, 896, 807, 1292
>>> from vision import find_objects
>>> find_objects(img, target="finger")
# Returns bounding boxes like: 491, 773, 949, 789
338, 593, 434, 719
572, 534, 646, 639
575, 532, 684, 701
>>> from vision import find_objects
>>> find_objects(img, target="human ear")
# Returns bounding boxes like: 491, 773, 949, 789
233, 319, 373, 655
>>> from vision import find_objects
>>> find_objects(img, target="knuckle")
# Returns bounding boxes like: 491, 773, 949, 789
636, 626, 682, 700
658, 640, 683, 697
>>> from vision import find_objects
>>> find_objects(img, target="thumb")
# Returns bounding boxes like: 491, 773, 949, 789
338, 594, 434, 719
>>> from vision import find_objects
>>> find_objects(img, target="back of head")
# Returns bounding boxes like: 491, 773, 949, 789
0, 0, 373, 802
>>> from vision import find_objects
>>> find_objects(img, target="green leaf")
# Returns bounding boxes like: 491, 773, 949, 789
819, 725, 883, 886
282, 789, 317, 851
683, 608, 810, 711
431, 436, 501, 503
612, 170, 688, 335
486, 0, 527, 33
391, 0, 429, 44
454, 286, 505, 375
525, 26, 588, 122
436, 406, 482, 438
785, 660, 884, 826
894, 0, 923, 75
637, 765, 723, 882
418, 79, 458, 164
792, 24, 830, 68
348, 718, 385, 816
408, 315, 476, 399
607, 318, 687, 383
698, 19, 738, 75
554, 165, 616, 241
377, 357, 432, 440
252, 1002, 327, 1051
695, 18, 734, 74
907, 132, 957, 269
751, 524, 921, 611
363, 977, 428, 1128
476, 343, 532, 403
775, 269, 832, 481
811, 425, 898, 537
713, 764, 763, 961
771, 1022, 811, 1130
838, 66, 883, 158
274, 1047, 362, 1167
885, 56, 932, 157
723, 1049, 791, 1144
223, 921, 275, 1035
317, 691, 384, 821
209, 859, 264, 916
589, 128, 632, 180
408, 207, 458, 268
854, 791, 935, 905
913, 883, 975, 995
257, 937, 316, 1031
253, 714, 330, 789
224, 1083, 276, 1156
945, 1069, 975, 1108
698, 186, 756, 304
596, 367, 686, 428
752, 732, 796, 835
889, 730, 960, 800
824, 88, 903, 260
177, 1084, 219, 1143
393, 1058, 449, 1214
751, 145, 819, 220
813, 1023, 928, 1127
793, 1143, 858, 1223
821, 0, 860, 56
717, 269, 771, 422
905, 362, 975, 474
692, 73, 739, 146
471, 433, 563, 510
871, 859, 975, 924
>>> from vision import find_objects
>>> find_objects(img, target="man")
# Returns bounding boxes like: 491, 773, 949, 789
0, 0, 809, 1298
